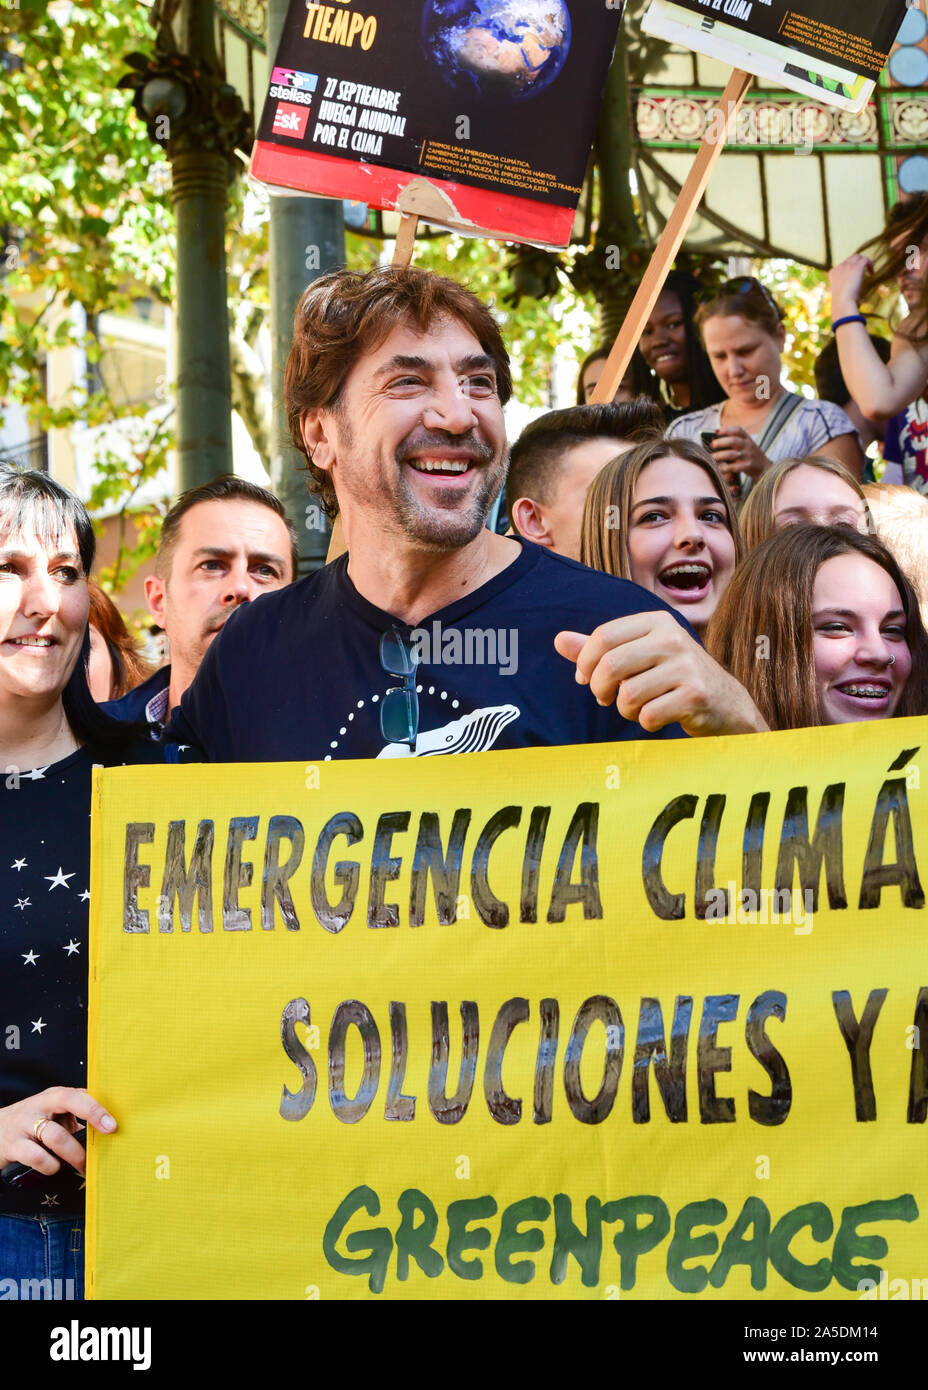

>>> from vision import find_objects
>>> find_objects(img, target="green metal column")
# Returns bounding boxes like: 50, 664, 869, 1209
172, 148, 234, 488
121, 0, 251, 493
267, 0, 346, 571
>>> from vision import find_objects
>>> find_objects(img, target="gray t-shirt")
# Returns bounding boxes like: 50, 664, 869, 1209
667, 391, 857, 461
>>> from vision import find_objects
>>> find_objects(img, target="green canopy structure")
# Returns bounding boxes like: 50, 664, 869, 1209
626, 2, 928, 268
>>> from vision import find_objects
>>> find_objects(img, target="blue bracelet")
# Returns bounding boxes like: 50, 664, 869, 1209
832, 314, 867, 331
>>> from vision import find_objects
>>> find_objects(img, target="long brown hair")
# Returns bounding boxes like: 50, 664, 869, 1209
739, 455, 872, 552
580, 436, 744, 578
705, 525, 928, 730
859, 195, 928, 344
87, 582, 153, 699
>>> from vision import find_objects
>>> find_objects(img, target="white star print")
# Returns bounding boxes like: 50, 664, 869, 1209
15, 898, 30, 910
44, 867, 75, 891
63, 939, 80, 956
22, 950, 39, 965
79, 890, 90, 902
31, 1018, 46, 1033
41, 1193, 60, 1208
11, 858, 26, 871
25, 766, 47, 781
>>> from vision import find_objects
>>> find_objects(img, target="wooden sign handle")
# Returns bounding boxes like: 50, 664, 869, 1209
591, 68, 752, 405
324, 214, 420, 564
392, 212, 419, 268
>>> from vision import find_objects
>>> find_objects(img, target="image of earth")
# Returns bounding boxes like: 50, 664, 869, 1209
421, 0, 572, 101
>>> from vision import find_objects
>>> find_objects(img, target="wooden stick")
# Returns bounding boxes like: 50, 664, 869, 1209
324, 515, 346, 565
392, 212, 419, 268
591, 68, 752, 405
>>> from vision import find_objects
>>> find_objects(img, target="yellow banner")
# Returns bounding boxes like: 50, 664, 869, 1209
87, 718, 927, 1300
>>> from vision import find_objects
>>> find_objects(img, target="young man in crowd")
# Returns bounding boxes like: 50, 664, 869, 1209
105, 476, 298, 729
507, 399, 663, 560
167, 267, 766, 761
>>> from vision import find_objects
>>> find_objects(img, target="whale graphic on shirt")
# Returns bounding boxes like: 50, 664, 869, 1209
376, 704, 520, 758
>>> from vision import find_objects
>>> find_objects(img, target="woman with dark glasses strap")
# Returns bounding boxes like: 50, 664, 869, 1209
667, 277, 863, 498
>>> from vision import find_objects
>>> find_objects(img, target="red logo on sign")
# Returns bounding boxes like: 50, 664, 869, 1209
272, 102, 309, 139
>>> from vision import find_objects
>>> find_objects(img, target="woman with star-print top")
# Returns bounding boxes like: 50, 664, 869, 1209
0, 469, 185, 1299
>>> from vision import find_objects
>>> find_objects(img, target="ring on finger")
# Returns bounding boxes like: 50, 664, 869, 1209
33, 1115, 52, 1145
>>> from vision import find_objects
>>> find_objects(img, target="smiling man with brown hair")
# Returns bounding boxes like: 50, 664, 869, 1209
165, 267, 766, 761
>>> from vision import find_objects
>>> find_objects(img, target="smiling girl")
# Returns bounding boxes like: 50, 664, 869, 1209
705, 525, 928, 729
580, 437, 742, 637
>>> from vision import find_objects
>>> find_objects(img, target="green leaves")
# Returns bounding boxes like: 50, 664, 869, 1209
0, 0, 176, 595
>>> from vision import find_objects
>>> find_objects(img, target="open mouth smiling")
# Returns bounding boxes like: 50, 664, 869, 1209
657, 562, 712, 601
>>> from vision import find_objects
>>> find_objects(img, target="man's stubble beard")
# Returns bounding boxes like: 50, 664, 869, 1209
334, 410, 508, 552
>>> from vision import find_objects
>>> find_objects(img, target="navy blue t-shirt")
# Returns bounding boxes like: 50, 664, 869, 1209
0, 739, 188, 1218
167, 544, 695, 761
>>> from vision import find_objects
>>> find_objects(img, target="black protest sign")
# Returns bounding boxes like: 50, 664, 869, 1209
250, 1, 622, 247
666, 0, 908, 80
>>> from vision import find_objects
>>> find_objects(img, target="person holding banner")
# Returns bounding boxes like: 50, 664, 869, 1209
668, 278, 863, 490
579, 437, 741, 637
0, 470, 183, 1297
705, 525, 928, 729
167, 266, 770, 756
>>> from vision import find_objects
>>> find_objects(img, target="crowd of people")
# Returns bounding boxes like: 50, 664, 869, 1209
3, 194, 928, 1296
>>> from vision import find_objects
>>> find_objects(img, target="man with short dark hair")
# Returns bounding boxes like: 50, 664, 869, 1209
105, 476, 297, 727
168, 267, 766, 761
507, 400, 663, 559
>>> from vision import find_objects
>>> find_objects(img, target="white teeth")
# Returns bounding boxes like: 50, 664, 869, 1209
409, 459, 469, 474
14, 636, 53, 647
840, 685, 888, 698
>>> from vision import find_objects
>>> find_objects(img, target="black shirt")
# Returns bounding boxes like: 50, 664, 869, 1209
167, 543, 695, 761
0, 740, 177, 1217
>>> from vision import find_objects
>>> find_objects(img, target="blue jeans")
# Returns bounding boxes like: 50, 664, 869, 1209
0, 1213, 83, 1299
